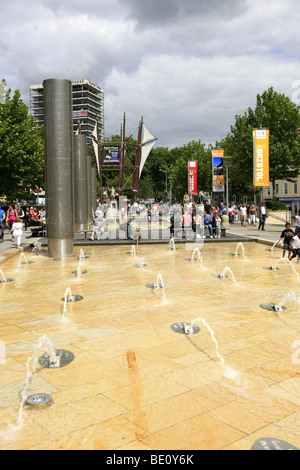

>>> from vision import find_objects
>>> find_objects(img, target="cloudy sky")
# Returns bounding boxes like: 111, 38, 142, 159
1, 0, 300, 148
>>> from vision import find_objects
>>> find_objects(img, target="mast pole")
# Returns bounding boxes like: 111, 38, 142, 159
118, 112, 126, 198
97, 118, 103, 204
132, 116, 143, 203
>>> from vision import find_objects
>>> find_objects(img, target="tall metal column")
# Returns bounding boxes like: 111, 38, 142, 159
44, 78, 74, 258
91, 166, 98, 213
74, 134, 88, 232
86, 153, 92, 225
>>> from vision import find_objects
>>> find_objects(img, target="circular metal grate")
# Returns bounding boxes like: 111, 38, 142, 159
0, 278, 14, 283
171, 322, 200, 335
260, 303, 287, 312
38, 349, 75, 368
61, 295, 83, 302
71, 270, 87, 275
145, 283, 163, 289
26, 393, 53, 408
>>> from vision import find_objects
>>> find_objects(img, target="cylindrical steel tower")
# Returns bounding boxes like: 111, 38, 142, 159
91, 166, 98, 214
44, 78, 74, 258
86, 153, 92, 225
74, 134, 88, 232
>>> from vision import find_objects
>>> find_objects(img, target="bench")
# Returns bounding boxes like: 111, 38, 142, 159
29, 226, 45, 237
78, 230, 92, 240
77, 229, 112, 240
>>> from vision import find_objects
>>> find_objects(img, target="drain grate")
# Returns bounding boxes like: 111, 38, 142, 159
38, 349, 75, 368
26, 394, 53, 408
72, 270, 87, 275
146, 283, 163, 289
171, 322, 200, 335
211, 274, 228, 278
260, 303, 287, 312
0, 278, 14, 283
263, 266, 278, 270
61, 295, 83, 302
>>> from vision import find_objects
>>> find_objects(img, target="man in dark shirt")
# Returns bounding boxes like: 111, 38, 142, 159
204, 201, 211, 215
278, 223, 294, 258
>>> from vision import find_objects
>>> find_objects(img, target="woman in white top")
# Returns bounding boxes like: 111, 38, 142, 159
289, 232, 300, 263
293, 210, 300, 235
9, 216, 23, 249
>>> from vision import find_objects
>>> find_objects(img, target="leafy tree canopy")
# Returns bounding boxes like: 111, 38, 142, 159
0, 79, 44, 201
221, 87, 300, 198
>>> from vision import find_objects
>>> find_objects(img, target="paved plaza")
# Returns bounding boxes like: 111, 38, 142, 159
0, 212, 299, 451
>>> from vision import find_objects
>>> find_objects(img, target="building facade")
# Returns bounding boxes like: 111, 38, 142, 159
30, 79, 104, 146
262, 174, 300, 215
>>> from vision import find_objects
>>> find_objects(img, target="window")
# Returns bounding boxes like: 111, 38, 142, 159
284, 183, 288, 195
275, 183, 279, 195
267, 187, 271, 196
293, 182, 298, 195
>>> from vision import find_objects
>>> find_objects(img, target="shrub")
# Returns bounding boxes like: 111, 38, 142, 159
266, 200, 288, 211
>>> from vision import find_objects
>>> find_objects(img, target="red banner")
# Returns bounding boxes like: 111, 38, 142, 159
188, 161, 198, 195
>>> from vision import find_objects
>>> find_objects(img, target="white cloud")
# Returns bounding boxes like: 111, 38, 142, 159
1, 0, 300, 147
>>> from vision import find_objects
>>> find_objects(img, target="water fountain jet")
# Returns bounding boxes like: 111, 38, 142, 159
0, 269, 14, 283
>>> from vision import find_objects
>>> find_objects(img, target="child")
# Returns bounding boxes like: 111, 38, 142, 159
278, 222, 294, 258
90, 211, 106, 240
215, 213, 221, 238
9, 216, 23, 249
289, 232, 300, 263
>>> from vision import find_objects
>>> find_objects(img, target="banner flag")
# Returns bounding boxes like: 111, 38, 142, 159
103, 146, 120, 163
253, 129, 269, 187
188, 161, 198, 195
212, 149, 224, 192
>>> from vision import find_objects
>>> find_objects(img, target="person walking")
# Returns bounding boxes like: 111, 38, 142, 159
6, 204, 17, 240
239, 203, 247, 227
24, 207, 30, 230
9, 216, 23, 249
0, 206, 5, 242
258, 202, 268, 230
249, 202, 256, 226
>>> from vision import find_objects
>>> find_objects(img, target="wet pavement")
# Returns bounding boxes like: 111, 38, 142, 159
0, 212, 299, 451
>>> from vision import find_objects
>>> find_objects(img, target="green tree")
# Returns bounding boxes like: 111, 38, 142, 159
0, 80, 44, 200
223, 87, 300, 199
170, 141, 212, 201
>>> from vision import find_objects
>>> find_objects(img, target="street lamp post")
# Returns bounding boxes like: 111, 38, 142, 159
222, 156, 232, 209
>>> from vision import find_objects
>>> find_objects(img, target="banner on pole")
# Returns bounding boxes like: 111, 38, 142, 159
212, 149, 224, 192
253, 129, 269, 187
188, 161, 198, 195
103, 146, 120, 163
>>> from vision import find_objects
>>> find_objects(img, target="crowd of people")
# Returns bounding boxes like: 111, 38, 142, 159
1, 200, 300, 263
0, 204, 46, 248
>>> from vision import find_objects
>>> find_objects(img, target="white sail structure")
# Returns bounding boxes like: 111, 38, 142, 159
139, 124, 157, 177
92, 122, 100, 174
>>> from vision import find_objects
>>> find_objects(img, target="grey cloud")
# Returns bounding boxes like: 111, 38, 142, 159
119, 0, 247, 26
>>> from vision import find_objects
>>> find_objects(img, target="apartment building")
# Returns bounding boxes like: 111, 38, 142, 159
30, 78, 104, 146
262, 174, 300, 214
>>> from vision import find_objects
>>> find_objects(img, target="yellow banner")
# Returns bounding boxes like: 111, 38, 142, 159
212, 148, 224, 192
253, 129, 269, 187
